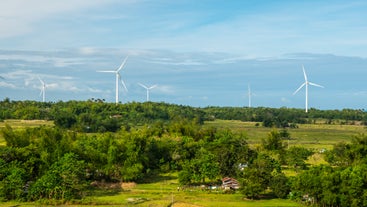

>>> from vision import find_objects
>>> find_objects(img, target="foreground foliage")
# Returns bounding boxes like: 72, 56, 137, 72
0, 100, 367, 206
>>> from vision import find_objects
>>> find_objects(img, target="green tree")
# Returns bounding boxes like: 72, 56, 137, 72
240, 153, 280, 199
0, 161, 27, 201
285, 147, 313, 171
2, 124, 30, 147
269, 172, 290, 198
28, 153, 86, 201
261, 129, 285, 151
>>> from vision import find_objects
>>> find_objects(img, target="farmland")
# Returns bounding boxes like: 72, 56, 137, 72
204, 119, 366, 149
1, 101, 367, 206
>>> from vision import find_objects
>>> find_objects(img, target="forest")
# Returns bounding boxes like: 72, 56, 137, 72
1, 98, 367, 206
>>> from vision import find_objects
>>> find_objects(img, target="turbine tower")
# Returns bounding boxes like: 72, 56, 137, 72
248, 84, 252, 108
97, 56, 128, 104
38, 76, 46, 102
138, 83, 157, 101
293, 65, 324, 113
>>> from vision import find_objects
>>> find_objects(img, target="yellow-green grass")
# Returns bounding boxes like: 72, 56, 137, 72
0, 119, 54, 128
84, 173, 302, 207
204, 120, 366, 150
0, 172, 303, 207
0, 119, 54, 146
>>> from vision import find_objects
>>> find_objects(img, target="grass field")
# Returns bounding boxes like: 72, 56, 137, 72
0, 119, 54, 128
0, 173, 302, 207
204, 120, 367, 150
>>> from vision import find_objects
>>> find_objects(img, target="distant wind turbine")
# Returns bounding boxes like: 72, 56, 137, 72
293, 65, 324, 113
97, 56, 128, 104
248, 84, 252, 108
138, 83, 157, 102
38, 76, 46, 102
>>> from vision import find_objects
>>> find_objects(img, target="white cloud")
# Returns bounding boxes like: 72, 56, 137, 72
0, 0, 117, 38
155, 85, 175, 94
0, 81, 17, 89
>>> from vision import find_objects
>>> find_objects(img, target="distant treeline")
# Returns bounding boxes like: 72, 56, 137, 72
1, 98, 366, 132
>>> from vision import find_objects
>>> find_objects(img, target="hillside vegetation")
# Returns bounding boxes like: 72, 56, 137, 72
1, 99, 367, 207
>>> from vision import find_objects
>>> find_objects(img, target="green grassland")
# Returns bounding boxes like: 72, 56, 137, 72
0, 119, 54, 128
204, 120, 366, 150
0, 173, 302, 207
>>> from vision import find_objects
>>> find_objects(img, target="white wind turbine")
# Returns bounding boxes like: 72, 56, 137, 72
97, 56, 128, 104
248, 84, 252, 108
138, 83, 157, 102
38, 76, 46, 102
293, 65, 324, 113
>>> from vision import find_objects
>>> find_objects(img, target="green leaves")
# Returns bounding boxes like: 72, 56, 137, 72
28, 153, 86, 201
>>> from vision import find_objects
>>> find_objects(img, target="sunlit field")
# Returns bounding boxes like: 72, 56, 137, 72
0, 173, 302, 207
204, 120, 366, 150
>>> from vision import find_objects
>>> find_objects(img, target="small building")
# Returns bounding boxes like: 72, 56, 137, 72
221, 177, 240, 190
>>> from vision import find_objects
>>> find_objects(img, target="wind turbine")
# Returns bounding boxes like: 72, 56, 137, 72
293, 65, 324, 113
248, 84, 252, 108
138, 83, 157, 102
97, 56, 128, 104
38, 76, 46, 102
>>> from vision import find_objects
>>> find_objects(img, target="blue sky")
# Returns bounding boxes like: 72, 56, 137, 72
0, 0, 367, 109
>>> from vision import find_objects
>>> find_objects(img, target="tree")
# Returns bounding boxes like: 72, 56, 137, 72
269, 172, 290, 198
28, 153, 86, 201
261, 129, 285, 151
0, 161, 27, 201
240, 153, 280, 199
210, 130, 255, 177
2, 124, 30, 147
285, 147, 313, 171
178, 147, 219, 184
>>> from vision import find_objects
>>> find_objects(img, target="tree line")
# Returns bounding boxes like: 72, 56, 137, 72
1, 98, 366, 133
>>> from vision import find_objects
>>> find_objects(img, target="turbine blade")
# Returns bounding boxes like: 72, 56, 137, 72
302, 65, 308, 82
119, 74, 128, 92
138, 83, 148, 89
117, 56, 129, 72
309, 82, 324, 88
293, 83, 306, 95
38, 76, 44, 85
97, 70, 115, 73
148, 85, 157, 89
39, 89, 43, 97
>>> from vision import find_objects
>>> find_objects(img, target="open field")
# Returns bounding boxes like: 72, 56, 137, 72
0, 119, 54, 145
0, 173, 302, 207
204, 120, 367, 150
0, 119, 54, 128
